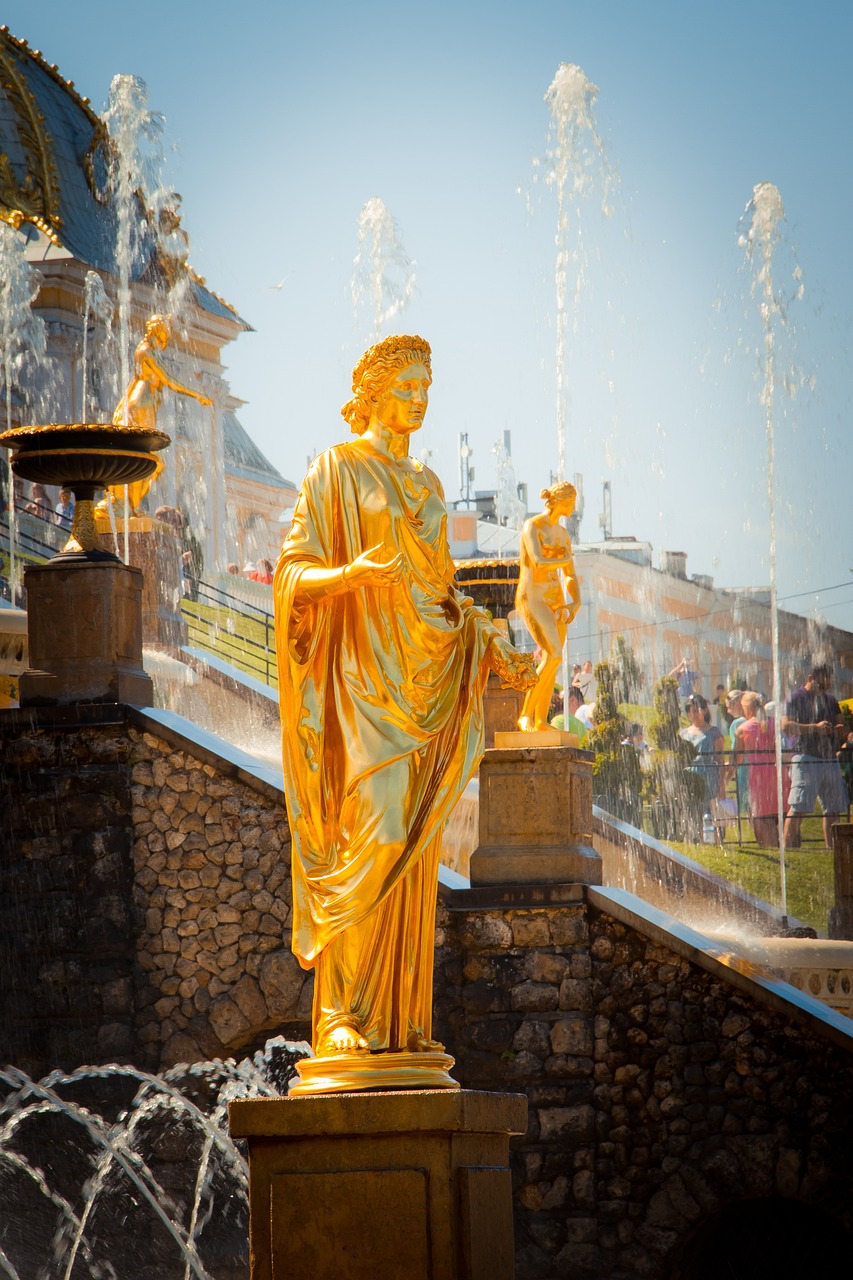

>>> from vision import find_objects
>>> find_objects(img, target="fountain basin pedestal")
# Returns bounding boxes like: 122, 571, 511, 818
98, 520, 187, 650
229, 1088, 526, 1280
470, 745, 602, 886
19, 559, 153, 705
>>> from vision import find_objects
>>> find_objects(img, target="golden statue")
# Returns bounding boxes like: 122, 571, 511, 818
99, 314, 211, 518
515, 481, 581, 731
273, 334, 536, 1094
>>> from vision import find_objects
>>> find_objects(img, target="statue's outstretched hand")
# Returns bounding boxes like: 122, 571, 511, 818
345, 543, 405, 589
487, 634, 538, 690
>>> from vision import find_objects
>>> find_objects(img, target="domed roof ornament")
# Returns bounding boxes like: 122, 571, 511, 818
0, 30, 62, 240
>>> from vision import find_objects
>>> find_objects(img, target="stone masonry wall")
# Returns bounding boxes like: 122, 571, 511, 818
434, 890, 853, 1280
128, 725, 311, 1066
4, 708, 853, 1278
0, 709, 137, 1073
0, 708, 310, 1075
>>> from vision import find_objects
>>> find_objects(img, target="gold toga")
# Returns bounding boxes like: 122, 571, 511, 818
274, 438, 496, 1052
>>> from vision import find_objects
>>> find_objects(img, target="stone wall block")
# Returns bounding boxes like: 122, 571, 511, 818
550, 1017, 593, 1057
208, 995, 250, 1047
538, 1105, 595, 1144
457, 913, 514, 950
523, 952, 568, 984
258, 948, 306, 1019
511, 982, 559, 1014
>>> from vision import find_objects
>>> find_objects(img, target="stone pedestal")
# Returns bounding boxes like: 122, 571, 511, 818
99, 520, 187, 649
470, 745, 602, 886
229, 1089, 527, 1280
829, 822, 853, 940
19, 560, 153, 705
482, 671, 524, 747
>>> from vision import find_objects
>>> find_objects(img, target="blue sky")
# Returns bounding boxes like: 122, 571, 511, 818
10, 1, 853, 632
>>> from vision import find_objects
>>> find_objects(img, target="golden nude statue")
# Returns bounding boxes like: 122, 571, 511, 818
273, 334, 536, 1094
515, 481, 581, 732
100, 314, 211, 517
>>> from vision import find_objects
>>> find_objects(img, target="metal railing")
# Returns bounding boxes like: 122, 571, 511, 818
0, 510, 66, 602
1, 510, 280, 688
181, 576, 278, 689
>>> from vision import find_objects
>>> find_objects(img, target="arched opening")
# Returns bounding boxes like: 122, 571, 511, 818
665, 1196, 852, 1279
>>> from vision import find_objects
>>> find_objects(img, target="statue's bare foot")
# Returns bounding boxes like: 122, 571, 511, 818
407, 1028, 445, 1053
317, 1021, 369, 1055
518, 715, 533, 732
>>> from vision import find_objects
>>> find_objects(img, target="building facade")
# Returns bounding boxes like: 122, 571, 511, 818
0, 28, 296, 577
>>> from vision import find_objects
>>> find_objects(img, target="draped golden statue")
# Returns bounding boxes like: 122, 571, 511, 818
274, 335, 535, 1094
516, 481, 581, 732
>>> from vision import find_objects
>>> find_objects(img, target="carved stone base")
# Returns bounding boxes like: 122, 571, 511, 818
289, 1049, 459, 1096
470, 744, 602, 887
19, 559, 153, 706
229, 1089, 527, 1280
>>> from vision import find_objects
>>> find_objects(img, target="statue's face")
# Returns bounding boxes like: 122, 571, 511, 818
375, 362, 430, 437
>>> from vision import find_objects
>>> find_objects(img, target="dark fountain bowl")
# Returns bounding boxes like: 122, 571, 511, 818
0, 422, 171, 562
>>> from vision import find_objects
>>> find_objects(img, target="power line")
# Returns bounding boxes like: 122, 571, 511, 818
778, 579, 852, 603
567, 589, 853, 651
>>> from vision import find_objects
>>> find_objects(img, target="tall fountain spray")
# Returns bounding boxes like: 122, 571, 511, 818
739, 181, 803, 920
351, 197, 416, 346
492, 434, 525, 559
81, 269, 116, 423
540, 63, 614, 482
102, 75, 165, 564
0, 224, 47, 603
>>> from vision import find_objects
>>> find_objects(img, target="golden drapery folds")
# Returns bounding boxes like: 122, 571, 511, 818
275, 441, 497, 1065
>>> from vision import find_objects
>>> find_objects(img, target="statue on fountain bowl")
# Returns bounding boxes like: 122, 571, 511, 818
96, 313, 211, 522
515, 480, 581, 733
273, 333, 536, 1094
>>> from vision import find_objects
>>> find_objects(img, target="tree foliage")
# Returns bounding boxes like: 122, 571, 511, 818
586, 660, 643, 826
609, 633, 644, 706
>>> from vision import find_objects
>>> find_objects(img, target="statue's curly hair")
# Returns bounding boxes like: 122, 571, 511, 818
540, 480, 577, 507
342, 334, 432, 435
144, 313, 171, 342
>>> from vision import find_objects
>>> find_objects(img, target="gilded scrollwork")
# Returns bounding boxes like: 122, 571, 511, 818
0, 38, 61, 238
82, 118, 114, 206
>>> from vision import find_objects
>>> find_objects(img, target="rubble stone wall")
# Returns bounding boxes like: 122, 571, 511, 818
128, 726, 311, 1066
0, 708, 310, 1074
3, 707, 852, 1278
434, 891, 853, 1279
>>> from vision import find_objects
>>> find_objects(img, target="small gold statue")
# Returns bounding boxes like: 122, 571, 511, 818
274, 334, 535, 1094
515, 481, 581, 732
101, 314, 211, 517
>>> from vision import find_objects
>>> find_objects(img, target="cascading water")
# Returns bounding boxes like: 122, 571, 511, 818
739, 181, 805, 922
81, 271, 116, 424
102, 75, 159, 564
534, 64, 615, 721
0, 224, 47, 604
81, 270, 122, 556
539, 63, 615, 485
492, 436, 524, 560
351, 197, 416, 346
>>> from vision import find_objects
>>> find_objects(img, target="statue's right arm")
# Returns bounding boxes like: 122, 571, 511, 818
292, 543, 405, 603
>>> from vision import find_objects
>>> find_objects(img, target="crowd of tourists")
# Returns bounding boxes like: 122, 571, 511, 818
547, 657, 852, 849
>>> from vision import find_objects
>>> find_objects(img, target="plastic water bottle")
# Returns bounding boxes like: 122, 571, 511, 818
702, 812, 715, 844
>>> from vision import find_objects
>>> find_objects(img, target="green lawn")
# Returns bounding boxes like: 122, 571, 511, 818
666, 814, 834, 935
